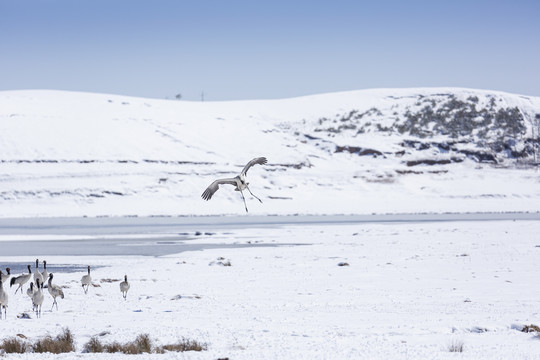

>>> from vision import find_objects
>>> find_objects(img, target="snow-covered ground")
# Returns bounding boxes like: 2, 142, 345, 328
1, 88, 540, 358
1, 218, 540, 359
1, 88, 540, 218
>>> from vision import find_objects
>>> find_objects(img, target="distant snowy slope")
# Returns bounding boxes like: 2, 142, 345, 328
0, 88, 539, 218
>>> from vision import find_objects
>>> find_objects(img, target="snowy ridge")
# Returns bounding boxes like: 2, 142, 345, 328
0, 88, 539, 218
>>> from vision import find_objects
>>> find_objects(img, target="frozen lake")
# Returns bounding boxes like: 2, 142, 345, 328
1, 212, 540, 235
0, 213, 538, 257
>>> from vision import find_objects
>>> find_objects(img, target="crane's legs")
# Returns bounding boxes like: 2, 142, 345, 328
246, 185, 263, 203
51, 298, 58, 311
239, 190, 249, 213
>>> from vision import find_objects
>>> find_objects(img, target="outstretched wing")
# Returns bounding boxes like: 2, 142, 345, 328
240, 157, 267, 177
201, 178, 238, 201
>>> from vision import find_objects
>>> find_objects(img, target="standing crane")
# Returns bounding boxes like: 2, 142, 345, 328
10, 265, 32, 294
201, 157, 267, 212
32, 279, 44, 318
81, 266, 92, 294
120, 275, 130, 300
41, 260, 49, 281
34, 259, 43, 285
0, 268, 10, 283
0, 277, 7, 319
47, 273, 64, 311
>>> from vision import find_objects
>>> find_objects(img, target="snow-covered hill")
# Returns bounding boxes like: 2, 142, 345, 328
1, 88, 539, 218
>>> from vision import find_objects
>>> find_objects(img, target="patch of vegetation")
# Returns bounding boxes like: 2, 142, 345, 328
395, 169, 423, 175
395, 94, 527, 157
0, 336, 30, 354
156, 337, 208, 353
522, 324, 540, 333
83, 336, 104, 353
132, 334, 153, 353
467, 95, 479, 103
98, 334, 153, 354
335, 145, 384, 157
359, 171, 396, 184
310, 93, 535, 163
33, 328, 75, 354
448, 340, 464, 352
315, 108, 383, 134
399, 139, 499, 164
84, 334, 207, 354
406, 158, 463, 167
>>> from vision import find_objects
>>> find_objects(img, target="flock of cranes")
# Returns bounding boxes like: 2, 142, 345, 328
0, 260, 130, 319
0, 158, 267, 320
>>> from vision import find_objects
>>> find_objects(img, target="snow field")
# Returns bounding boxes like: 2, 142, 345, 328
1, 88, 540, 218
1, 219, 540, 359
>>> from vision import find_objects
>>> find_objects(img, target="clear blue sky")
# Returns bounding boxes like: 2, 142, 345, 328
1, 0, 539, 101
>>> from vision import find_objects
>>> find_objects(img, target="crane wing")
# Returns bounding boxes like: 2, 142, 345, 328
201, 178, 238, 200
240, 157, 267, 176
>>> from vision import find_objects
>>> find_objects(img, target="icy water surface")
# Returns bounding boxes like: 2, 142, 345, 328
1, 262, 91, 274
0, 213, 537, 256
0, 237, 289, 256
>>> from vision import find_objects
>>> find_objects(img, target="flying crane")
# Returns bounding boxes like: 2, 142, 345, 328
202, 157, 267, 212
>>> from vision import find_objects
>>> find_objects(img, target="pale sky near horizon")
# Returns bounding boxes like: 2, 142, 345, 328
1, 0, 539, 101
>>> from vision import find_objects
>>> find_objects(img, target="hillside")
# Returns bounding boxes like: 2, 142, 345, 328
0, 88, 539, 218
